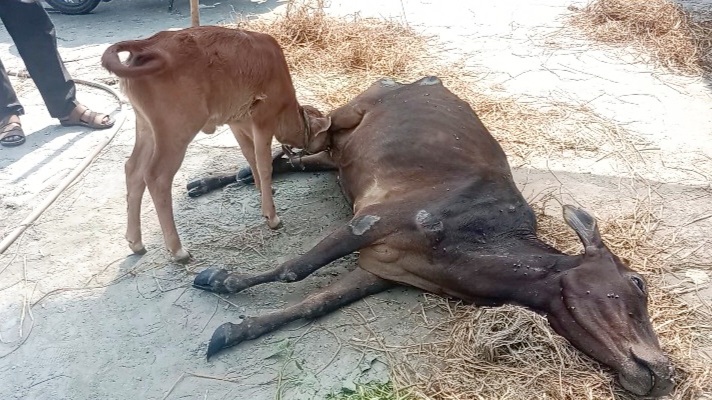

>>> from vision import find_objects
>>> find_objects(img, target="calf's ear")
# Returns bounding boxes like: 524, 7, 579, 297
562, 205, 604, 251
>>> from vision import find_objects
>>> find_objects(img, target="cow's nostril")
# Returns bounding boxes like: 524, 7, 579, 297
631, 350, 675, 397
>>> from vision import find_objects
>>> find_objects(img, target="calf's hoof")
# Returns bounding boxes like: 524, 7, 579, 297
172, 248, 192, 264
266, 215, 282, 230
207, 321, 253, 360
128, 241, 147, 255
193, 268, 231, 293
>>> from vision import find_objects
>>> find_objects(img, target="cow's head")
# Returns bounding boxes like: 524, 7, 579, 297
547, 206, 674, 397
300, 105, 331, 154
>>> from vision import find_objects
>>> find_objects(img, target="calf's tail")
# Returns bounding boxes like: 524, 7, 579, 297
101, 40, 170, 78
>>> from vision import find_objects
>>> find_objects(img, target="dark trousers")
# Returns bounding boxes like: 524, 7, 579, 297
0, 0, 77, 120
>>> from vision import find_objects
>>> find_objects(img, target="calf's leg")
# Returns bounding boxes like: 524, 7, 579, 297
144, 123, 198, 263
124, 114, 153, 255
206, 267, 393, 359
252, 126, 281, 229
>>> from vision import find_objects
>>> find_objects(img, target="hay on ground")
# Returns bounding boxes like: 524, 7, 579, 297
229, 0, 429, 106
569, 0, 712, 74
229, 0, 643, 165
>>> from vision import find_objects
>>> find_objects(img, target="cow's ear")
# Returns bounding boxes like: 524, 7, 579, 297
310, 115, 331, 136
329, 105, 364, 132
562, 205, 603, 251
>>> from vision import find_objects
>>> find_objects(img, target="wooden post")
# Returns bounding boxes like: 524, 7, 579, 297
190, 0, 200, 27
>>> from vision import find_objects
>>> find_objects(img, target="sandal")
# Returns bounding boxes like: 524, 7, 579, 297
0, 115, 26, 147
59, 104, 115, 130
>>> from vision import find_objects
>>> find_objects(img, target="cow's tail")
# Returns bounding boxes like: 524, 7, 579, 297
101, 40, 170, 78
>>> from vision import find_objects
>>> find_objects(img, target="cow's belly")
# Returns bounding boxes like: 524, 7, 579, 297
358, 244, 475, 302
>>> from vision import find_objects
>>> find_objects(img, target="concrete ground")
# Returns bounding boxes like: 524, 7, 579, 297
0, 0, 710, 399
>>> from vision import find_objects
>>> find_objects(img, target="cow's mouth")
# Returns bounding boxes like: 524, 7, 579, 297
552, 292, 673, 397
618, 349, 675, 397
618, 362, 655, 396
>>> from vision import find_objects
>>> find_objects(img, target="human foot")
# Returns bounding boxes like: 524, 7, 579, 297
59, 104, 115, 129
0, 114, 25, 147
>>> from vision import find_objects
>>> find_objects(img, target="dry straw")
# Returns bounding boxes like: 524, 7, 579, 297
228, 0, 643, 165
569, 0, 712, 74
226, 1, 710, 398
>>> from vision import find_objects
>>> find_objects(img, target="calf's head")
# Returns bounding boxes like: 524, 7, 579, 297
547, 206, 674, 397
299, 105, 331, 154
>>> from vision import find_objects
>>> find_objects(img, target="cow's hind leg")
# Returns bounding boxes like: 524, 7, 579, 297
186, 172, 238, 198
185, 149, 283, 197
206, 267, 393, 359
193, 209, 391, 293
186, 151, 336, 197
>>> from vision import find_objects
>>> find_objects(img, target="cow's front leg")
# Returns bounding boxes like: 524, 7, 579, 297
193, 223, 367, 293
206, 267, 393, 359
193, 209, 392, 294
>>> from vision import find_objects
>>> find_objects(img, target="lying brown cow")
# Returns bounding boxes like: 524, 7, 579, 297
100, 26, 331, 263
190, 77, 675, 397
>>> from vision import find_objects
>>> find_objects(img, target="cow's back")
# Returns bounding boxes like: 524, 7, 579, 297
331, 77, 516, 210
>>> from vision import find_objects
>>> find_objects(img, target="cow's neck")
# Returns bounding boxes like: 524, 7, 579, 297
457, 237, 584, 312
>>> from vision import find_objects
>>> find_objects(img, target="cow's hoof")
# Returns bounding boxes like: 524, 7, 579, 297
173, 248, 192, 264
266, 215, 282, 230
187, 174, 239, 197
193, 268, 230, 293
128, 241, 147, 255
236, 167, 253, 182
187, 178, 211, 198
207, 321, 249, 360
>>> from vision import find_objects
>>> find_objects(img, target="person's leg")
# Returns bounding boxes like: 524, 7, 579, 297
0, 0, 113, 129
0, 58, 24, 118
0, 0, 76, 119
0, 57, 25, 147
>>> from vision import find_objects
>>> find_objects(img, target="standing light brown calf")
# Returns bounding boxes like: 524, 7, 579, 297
101, 26, 331, 263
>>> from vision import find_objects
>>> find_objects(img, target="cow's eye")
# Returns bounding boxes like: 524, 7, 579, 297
631, 276, 646, 294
